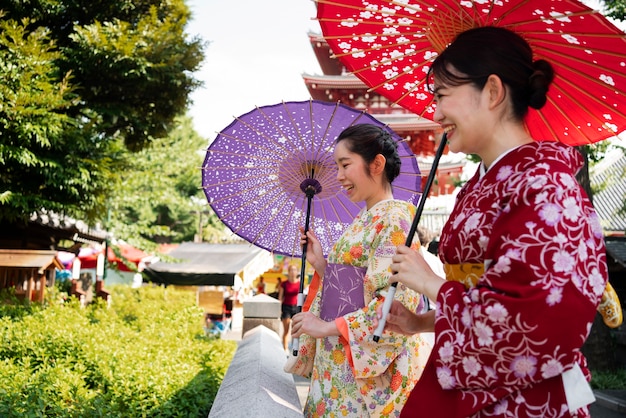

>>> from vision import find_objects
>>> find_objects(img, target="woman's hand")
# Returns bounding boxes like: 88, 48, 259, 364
374, 300, 435, 335
291, 311, 339, 338
299, 227, 327, 276
390, 245, 444, 302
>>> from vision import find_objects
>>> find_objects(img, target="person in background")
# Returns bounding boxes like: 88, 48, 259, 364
290, 124, 431, 417
278, 264, 300, 352
256, 275, 266, 295
384, 26, 609, 417
416, 226, 444, 279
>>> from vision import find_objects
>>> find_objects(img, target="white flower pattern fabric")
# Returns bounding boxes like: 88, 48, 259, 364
402, 142, 608, 417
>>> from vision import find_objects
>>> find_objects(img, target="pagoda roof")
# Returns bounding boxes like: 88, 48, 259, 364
308, 32, 326, 43
302, 73, 369, 89
374, 113, 441, 131
304, 33, 440, 133
308, 32, 344, 75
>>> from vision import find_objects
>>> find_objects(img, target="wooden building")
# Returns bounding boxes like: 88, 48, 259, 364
0, 249, 63, 303
0, 211, 108, 304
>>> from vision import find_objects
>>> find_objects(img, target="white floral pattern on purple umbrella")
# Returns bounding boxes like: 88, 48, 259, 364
202, 100, 421, 257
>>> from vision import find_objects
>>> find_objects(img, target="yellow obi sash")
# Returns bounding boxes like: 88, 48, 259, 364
443, 263, 622, 329
443, 263, 484, 289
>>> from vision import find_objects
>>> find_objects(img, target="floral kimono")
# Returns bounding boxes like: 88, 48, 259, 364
304, 199, 432, 417
401, 142, 608, 417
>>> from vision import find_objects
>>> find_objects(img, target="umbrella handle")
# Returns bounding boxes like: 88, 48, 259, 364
372, 284, 397, 340
373, 133, 448, 342
291, 293, 306, 356
292, 179, 319, 356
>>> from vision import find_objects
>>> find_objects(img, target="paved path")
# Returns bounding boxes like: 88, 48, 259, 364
590, 390, 626, 417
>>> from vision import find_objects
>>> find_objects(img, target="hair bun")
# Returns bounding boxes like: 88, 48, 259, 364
380, 130, 401, 182
528, 59, 555, 110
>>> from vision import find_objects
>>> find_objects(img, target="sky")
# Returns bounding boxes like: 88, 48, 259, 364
183, 0, 625, 147
184, 0, 322, 143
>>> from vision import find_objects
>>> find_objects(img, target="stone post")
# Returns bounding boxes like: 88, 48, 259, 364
242, 294, 281, 337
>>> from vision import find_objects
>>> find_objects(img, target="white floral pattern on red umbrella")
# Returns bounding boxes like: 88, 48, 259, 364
317, 0, 626, 146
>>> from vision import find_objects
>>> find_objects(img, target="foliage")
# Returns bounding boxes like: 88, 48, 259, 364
600, 0, 626, 21
63, 2, 203, 151
0, 288, 42, 320
103, 115, 232, 248
584, 141, 614, 164
0, 0, 205, 223
0, 285, 236, 417
0, 17, 108, 221
3, 0, 204, 151
590, 368, 626, 390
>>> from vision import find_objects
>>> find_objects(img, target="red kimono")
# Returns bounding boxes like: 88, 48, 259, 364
402, 142, 607, 417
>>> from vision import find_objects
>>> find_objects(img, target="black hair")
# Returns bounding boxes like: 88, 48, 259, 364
427, 26, 555, 120
336, 124, 401, 183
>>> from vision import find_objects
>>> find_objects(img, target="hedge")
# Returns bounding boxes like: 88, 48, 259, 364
0, 285, 236, 417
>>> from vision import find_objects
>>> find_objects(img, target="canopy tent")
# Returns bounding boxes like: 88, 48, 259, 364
143, 242, 274, 287
77, 243, 149, 272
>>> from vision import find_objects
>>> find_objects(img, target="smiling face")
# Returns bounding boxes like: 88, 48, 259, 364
334, 140, 386, 209
433, 68, 534, 168
433, 79, 488, 155
433, 62, 517, 163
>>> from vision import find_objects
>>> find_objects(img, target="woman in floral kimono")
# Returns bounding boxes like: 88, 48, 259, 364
289, 124, 432, 417
385, 27, 610, 417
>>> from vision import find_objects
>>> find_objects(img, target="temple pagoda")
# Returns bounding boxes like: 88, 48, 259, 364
303, 32, 465, 197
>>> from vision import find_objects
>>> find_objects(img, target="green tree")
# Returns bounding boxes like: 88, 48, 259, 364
0, 0, 204, 223
0, 16, 111, 221
601, 0, 626, 20
105, 116, 231, 250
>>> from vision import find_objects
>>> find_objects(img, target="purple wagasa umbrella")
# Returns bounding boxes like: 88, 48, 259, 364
201, 99, 421, 258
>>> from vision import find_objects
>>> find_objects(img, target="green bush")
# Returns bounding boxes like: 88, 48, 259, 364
0, 286, 236, 417
591, 368, 626, 390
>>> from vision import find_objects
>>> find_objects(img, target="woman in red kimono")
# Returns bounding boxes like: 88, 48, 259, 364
386, 26, 609, 417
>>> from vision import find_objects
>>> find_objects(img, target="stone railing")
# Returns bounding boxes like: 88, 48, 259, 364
208, 295, 304, 417
208, 326, 303, 417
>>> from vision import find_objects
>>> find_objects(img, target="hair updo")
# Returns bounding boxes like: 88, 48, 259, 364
336, 124, 402, 183
427, 26, 555, 120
